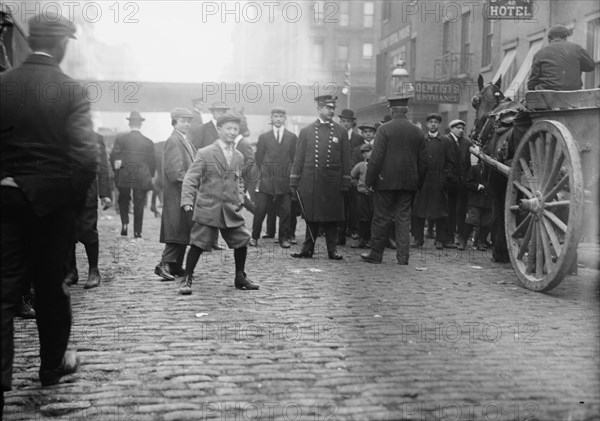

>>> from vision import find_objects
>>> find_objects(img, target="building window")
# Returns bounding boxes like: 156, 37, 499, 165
460, 12, 471, 73
363, 2, 374, 27
586, 18, 600, 88
313, 40, 324, 66
382, 1, 391, 22
482, 19, 493, 67
339, 2, 349, 26
362, 43, 374, 60
443, 21, 451, 55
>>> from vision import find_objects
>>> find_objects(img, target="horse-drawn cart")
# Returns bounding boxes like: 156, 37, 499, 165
472, 87, 600, 292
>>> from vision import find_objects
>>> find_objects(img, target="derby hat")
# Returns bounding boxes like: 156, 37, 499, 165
126, 111, 145, 121
338, 109, 356, 120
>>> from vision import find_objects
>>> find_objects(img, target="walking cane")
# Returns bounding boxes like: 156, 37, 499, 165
294, 189, 315, 244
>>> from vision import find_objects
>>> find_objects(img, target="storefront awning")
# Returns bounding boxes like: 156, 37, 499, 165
505, 39, 544, 100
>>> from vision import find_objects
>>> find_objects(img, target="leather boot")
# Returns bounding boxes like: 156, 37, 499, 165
360, 250, 383, 264
64, 267, 79, 286
84, 267, 101, 289
234, 271, 259, 290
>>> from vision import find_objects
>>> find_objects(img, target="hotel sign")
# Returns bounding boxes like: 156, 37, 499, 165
413, 82, 461, 104
485, 0, 535, 20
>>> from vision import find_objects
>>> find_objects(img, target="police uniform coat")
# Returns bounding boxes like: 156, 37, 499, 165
159, 131, 196, 244
181, 142, 246, 229
365, 115, 427, 191
412, 133, 458, 219
0, 54, 99, 216
255, 128, 297, 195
191, 120, 219, 150
290, 120, 351, 222
110, 130, 156, 191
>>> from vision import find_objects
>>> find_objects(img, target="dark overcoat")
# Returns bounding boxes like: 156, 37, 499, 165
159, 131, 195, 244
181, 142, 246, 229
255, 128, 297, 195
349, 130, 364, 150
153, 141, 166, 191
290, 120, 351, 222
0, 54, 98, 216
191, 120, 219, 150
365, 116, 427, 192
188, 111, 204, 147
412, 133, 457, 219
110, 130, 155, 191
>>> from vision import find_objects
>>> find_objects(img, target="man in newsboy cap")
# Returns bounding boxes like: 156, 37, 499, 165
528, 24, 595, 91
2, 12, 99, 391
154, 108, 197, 283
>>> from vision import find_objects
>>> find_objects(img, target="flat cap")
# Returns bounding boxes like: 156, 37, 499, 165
270, 107, 286, 115
387, 93, 413, 107
426, 113, 442, 122
28, 12, 76, 39
315, 95, 338, 107
449, 119, 466, 128
358, 122, 377, 131
360, 143, 373, 152
216, 113, 241, 127
209, 101, 230, 110
171, 107, 194, 119
548, 25, 571, 39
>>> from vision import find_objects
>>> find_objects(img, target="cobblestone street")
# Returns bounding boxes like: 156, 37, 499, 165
4, 208, 599, 421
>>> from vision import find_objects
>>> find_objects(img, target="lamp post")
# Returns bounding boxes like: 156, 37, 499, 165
342, 62, 351, 108
391, 60, 414, 98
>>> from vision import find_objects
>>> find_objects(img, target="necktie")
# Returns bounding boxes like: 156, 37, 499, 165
276, 129, 280, 144
225, 145, 233, 166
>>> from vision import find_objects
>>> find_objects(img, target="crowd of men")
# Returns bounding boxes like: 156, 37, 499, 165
1, 10, 595, 412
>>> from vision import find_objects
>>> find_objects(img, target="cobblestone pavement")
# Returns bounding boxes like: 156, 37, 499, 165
4, 206, 599, 421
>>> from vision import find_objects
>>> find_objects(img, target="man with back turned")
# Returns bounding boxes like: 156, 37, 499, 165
1, 13, 99, 398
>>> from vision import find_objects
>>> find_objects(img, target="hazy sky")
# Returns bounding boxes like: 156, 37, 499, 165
91, 1, 236, 82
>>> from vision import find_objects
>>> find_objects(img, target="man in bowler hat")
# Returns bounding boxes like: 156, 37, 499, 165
155, 108, 197, 281
290, 95, 351, 260
1, 12, 98, 392
361, 95, 427, 264
110, 111, 156, 238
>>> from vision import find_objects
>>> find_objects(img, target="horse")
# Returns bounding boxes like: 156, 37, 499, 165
471, 74, 531, 262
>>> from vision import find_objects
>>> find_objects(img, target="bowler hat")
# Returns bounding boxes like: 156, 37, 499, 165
126, 111, 145, 121
271, 107, 286, 115
358, 122, 377, 131
28, 12, 77, 39
209, 102, 230, 111
315, 95, 338, 107
360, 143, 373, 152
449, 119, 466, 128
426, 113, 442, 122
171, 107, 194, 119
216, 113, 241, 127
338, 109, 356, 120
548, 25, 571, 39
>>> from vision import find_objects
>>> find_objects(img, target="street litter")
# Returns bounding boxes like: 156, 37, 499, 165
415, 267, 428, 271
195, 313, 208, 317
468, 265, 483, 269
308, 268, 322, 272
374, 315, 382, 318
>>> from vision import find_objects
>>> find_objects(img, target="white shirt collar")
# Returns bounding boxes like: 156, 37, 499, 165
211, 119, 217, 127
450, 133, 460, 142
130, 128, 141, 132
32, 51, 53, 58
217, 139, 234, 151
348, 129, 353, 138
175, 129, 187, 140
428, 131, 439, 138
317, 117, 329, 125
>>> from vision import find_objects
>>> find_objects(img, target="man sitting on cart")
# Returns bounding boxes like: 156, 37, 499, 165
528, 25, 595, 91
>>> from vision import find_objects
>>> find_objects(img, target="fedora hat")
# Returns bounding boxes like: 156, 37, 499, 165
126, 111, 145, 121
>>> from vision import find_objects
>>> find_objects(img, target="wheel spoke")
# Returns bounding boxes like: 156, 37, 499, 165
519, 158, 537, 191
542, 150, 565, 193
535, 134, 545, 181
513, 180, 533, 198
526, 223, 537, 274
542, 132, 556, 185
542, 214, 563, 256
544, 173, 569, 202
528, 139, 537, 177
536, 222, 544, 276
539, 221, 554, 273
544, 210, 568, 233
517, 218, 534, 260
543, 200, 570, 208
512, 214, 532, 238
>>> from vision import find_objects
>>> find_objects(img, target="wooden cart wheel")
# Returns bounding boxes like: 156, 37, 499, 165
505, 120, 583, 291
